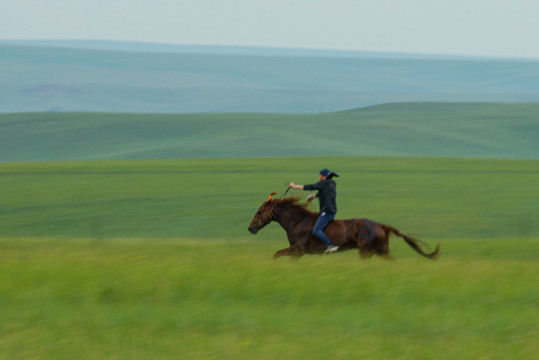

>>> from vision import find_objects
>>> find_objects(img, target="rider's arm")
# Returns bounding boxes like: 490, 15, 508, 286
289, 182, 304, 190
290, 182, 319, 201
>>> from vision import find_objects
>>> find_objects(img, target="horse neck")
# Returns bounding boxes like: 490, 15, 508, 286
273, 204, 310, 232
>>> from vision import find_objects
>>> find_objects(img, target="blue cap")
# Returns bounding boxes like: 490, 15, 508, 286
319, 168, 331, 176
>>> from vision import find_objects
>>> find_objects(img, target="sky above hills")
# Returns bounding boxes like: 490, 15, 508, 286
1, 0, 539, 59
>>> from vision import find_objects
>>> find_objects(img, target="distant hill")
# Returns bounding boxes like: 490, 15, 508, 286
1, 41, 538, 114
1, 103, 537, 161
1, 39, 513, 60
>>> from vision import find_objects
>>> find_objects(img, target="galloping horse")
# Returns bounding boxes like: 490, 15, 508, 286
248, 194, 440, 260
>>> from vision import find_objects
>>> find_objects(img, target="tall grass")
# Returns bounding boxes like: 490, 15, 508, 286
0, 237, 537, 359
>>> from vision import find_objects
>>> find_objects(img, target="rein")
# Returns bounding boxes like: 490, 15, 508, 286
280, 185, 291, 199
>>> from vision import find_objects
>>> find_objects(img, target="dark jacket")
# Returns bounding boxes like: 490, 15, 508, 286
304, 179, 337, 214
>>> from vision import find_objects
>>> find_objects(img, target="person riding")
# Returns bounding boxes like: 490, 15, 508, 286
289, 168, 340, 254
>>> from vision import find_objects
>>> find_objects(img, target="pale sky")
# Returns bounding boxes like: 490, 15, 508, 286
1, 0, 538, 59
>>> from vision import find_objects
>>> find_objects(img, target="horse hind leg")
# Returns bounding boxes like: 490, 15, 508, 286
359, 249, 375, 259
357, 239, 376, 259
357, 223, 391, 260
359, 243, 392, 260
356, 222, 376, 259
377, 240, 394, 260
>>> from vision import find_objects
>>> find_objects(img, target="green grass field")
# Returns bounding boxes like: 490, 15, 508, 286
1, 237, 537, 359
1, 157, 537, 240
1, 156, 538, 358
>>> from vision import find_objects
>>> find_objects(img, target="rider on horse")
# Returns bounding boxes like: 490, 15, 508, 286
289, 168, 340, 254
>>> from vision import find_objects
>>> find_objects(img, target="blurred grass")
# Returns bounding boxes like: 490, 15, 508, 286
0, 156, 537, 240
1, 156, 537, 358
0, 237, 537, 359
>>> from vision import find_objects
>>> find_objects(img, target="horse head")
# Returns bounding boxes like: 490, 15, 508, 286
248, 192, 277, 234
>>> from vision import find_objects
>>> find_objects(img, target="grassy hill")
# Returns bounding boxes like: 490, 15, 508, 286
2, 42, 538, 113
1, 103, 538, 161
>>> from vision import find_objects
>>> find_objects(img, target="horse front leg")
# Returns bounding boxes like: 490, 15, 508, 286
272, 232, 308, 260
273, 246, 293, 259
273, 246, 305, 260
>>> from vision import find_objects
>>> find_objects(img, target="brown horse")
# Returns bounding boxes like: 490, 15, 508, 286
248, 195, 440, 260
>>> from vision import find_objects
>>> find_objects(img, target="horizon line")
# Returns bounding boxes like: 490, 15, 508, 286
2, 38, 539, 62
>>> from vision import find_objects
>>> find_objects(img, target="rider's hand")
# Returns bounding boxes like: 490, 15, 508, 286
306, 194, 316, 202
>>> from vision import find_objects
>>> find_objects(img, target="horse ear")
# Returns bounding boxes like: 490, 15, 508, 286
268, 192, 278, 201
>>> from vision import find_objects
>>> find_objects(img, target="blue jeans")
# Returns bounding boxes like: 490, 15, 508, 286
312, 212, 336, 246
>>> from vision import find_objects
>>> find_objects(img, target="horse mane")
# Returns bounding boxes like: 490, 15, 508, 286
271, 196, 317, 216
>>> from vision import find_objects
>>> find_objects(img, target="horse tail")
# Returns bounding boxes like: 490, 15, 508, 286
383, 225, 440, 259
